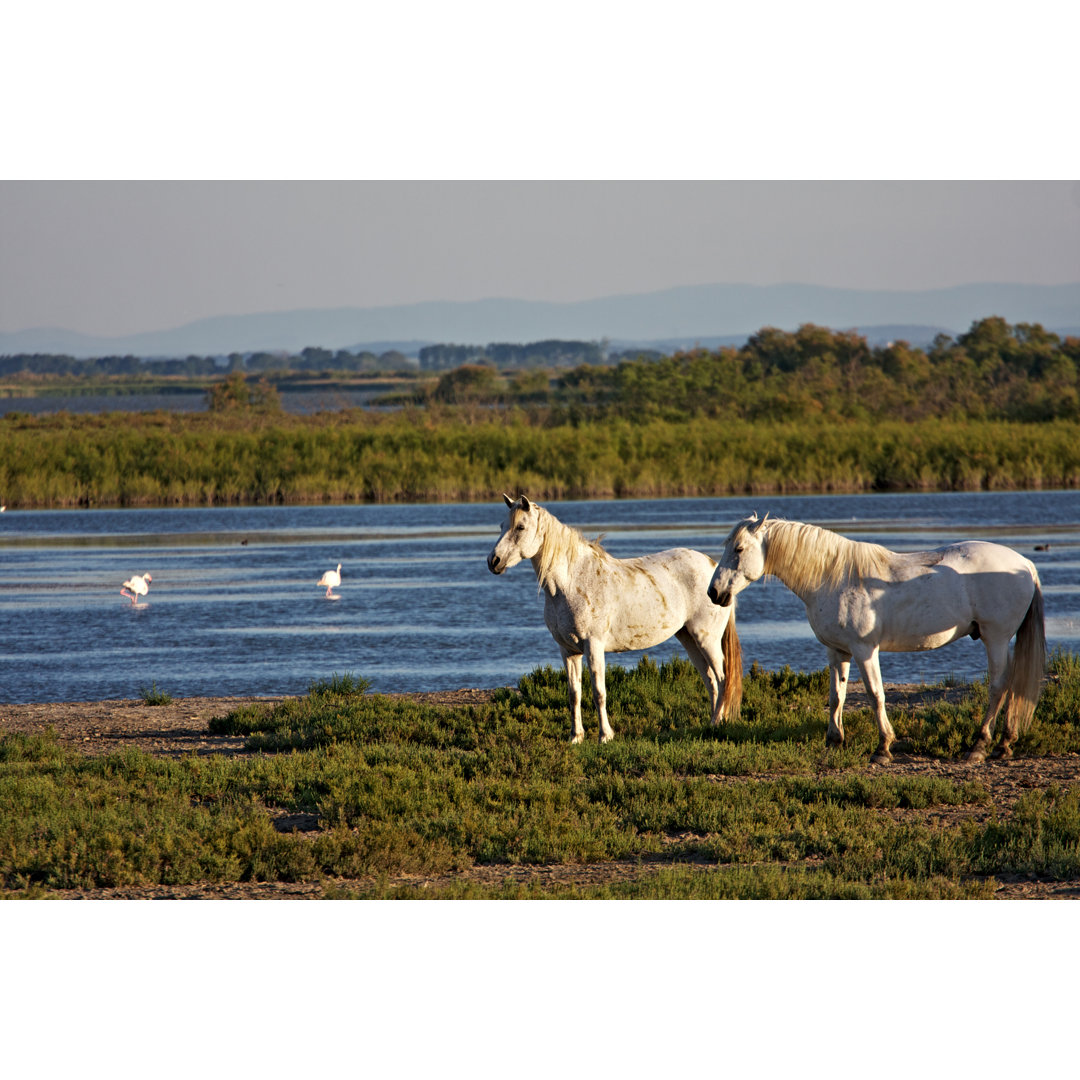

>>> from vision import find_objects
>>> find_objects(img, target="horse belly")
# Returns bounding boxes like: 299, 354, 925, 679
879, 624, 970, 652
608, 612, 683, 652
818, 575, 973, 654
605, 572, 687, 652
875, 582, 973, 653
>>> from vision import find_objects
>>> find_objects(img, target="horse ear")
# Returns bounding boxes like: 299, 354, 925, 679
751, 512, 769, 535
520, 494, 532, 512
503, 493, 515, 509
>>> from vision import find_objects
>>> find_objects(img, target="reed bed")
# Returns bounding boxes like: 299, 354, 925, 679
3, 409, 1080, 508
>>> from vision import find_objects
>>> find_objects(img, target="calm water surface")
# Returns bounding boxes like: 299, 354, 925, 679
1, 491, 1078, 703
0, 387, 391, 416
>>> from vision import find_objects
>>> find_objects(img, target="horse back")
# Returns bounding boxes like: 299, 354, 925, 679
629, 547, 717, 590
863, 540, 1037, 648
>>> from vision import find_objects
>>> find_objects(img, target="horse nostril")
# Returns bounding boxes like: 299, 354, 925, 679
709, 584, 731, 607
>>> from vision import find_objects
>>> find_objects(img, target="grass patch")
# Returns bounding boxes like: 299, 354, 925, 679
307, 672, 372, 698
328, 864, 995, 900
139, 682, 173, 706
4, 653, 1080, 898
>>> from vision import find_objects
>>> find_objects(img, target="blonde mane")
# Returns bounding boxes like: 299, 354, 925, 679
531, 504, 609, 593
759, 518, 893, 591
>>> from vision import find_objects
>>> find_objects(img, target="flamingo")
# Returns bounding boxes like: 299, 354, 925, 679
121, 572, 152, 604
318, 563, 342, 599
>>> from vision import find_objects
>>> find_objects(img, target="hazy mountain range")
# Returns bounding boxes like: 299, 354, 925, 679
3, 282, 1077, 359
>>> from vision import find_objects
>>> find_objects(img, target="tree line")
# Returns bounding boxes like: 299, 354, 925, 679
425, 318, 1080, 424
0, 346, 414, 379
5, 317, 1079, 427
418, 339, 610, 370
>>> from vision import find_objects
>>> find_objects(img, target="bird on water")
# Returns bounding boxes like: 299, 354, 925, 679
121, 573, 152, 604
318, 563, 342, 599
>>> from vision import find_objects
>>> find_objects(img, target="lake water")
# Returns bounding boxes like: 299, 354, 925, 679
1, 491, 1078, 704
0, 387, 392, 416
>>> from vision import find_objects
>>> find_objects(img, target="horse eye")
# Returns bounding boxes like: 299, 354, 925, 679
515, 523, 525, 532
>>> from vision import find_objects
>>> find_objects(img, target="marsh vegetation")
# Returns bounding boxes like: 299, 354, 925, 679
4, 652, 1079, 899
3, 318, 1079, 508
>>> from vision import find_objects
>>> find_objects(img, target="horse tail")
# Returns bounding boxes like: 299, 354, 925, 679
1005, 574, 1046, 735
721, 605, 743, 721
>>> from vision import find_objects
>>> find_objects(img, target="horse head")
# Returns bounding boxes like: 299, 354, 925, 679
488, 493, 544, 574
708, 513, 769, 606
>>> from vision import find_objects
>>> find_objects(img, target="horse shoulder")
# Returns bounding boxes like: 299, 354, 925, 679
542, 585, 590, 648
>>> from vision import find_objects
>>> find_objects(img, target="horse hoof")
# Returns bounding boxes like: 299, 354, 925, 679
870, 751, 892, 766
826, 734, 844, 748
991, 746, 1014, 760
570, 734, 584, 746
965, 748, 987, 764
600, 733, 615, 744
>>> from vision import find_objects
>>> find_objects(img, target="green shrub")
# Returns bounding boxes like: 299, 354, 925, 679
5, 652, 1080, 898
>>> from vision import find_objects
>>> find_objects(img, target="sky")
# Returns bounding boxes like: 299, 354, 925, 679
2, 180, 1078, 338
3, 5, 1078, 339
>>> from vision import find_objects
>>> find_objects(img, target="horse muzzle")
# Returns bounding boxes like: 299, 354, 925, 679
708, 582, 732, 607
487, 553, 504, 574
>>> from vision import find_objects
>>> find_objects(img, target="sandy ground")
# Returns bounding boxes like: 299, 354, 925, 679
3, 686, 1079, 899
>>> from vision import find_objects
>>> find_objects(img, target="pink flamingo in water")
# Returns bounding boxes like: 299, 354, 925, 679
318, 563, 342, 599
121, 573, 152, 604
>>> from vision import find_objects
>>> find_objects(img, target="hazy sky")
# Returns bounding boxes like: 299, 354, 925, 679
4, 7, 1078, 339
2, 181, 1078, 337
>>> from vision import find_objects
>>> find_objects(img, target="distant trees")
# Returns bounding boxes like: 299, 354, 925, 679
432, 363, 498, 403
0, 346, 416, 379
418, 344, 487, 370
532, 318, 1080, 424
206, 372, 281, 413
0, 353, 219, 377
418, 339, 603, 371
5, 319, 1079, 427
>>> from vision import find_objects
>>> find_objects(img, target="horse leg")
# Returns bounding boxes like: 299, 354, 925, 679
563, 651, 586, 745
853, 649, 896, 764
967, 638, 1012, 763
676, 628, 722, 723
826, 650, 851, 748
585, 640, 615, 743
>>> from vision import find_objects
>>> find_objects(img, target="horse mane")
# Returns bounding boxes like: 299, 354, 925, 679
532, 504, 609, 593
761, 518, 892, 591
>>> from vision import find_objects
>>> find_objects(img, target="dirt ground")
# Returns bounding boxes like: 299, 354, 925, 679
3, 685, 1079, 900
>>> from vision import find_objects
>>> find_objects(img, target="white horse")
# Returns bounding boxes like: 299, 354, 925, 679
708, 514, 1046, 764
488, 494, 742, 743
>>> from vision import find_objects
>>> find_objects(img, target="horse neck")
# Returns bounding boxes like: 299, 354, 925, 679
760, 530, 803, 598
764, 519, 892, 598
530, 508, 592, 595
